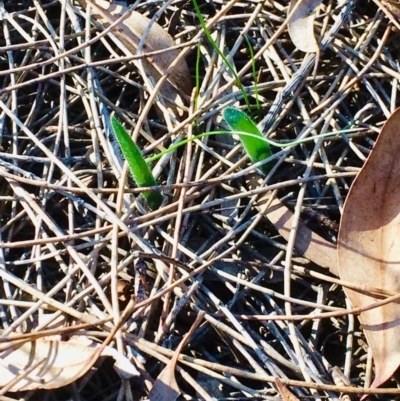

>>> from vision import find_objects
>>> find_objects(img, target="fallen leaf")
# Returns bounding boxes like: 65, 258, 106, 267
76, 0, 192, 116
255, 188, 338, 276
372, 0, 400, 31
331, 366, 354, 387
148, 361, 180, 401
274, 377, 301, 401
0, 335, 138, 391
288, 0, 324, 52
381, 1, 400, 20
338, 107, 400, 388
149, 312, 205, 401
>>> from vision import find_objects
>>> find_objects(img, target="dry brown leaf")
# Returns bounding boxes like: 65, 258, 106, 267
0, 335, 138, 391
149, 312, 205, 401
148, 359, 180, 401
372, 0, 400, 31
338, 107, 400, 388
288, 0, 324, 52
256, 190, 338, 276
274, 377, 301, 401
381, 1, 400, 20
76, 0, 192, 116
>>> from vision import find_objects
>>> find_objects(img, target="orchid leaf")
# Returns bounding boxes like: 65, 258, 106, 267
111, 118, 162, 211
223, 107, 273, 174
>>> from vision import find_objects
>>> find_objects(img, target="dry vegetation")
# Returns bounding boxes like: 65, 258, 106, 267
0, 0, 399, 400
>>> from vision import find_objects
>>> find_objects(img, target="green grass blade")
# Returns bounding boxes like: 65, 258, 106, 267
111, 117, 162, 211
192, 0, 250, 108
223, 107, 272, 174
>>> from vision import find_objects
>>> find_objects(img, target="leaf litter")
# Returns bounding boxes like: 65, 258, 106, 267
0, 1, 400, 400
287, 0, 324, 53
338, 107, 400, 389
0, 334, 138, 392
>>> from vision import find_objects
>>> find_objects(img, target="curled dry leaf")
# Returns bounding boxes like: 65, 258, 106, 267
274, 377, 301, 401
338, 107, 400, 388
76, 0, 192, 116
0, 335, 138, 391
381, 1, 400, 22
254, 187, 338, 276
149, 312, 205, 401
288, 0, 324, 52
265, 196, 338, 275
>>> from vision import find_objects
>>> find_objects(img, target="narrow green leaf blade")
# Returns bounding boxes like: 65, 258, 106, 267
223, 107, 272, 174
111, 117, 162, 210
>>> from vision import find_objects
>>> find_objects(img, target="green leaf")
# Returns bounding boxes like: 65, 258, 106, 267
111, 117, 163, 211
223, 107, 273, 174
